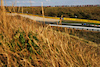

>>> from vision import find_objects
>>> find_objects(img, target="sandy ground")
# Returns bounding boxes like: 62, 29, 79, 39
7, 13, 60, 22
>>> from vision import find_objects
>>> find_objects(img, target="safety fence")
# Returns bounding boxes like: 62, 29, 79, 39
8, 12, 100, 24
64, 18, 100, 24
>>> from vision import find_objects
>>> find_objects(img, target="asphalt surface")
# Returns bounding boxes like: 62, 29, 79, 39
8, 13, 100, 31
7, 13, 60, 22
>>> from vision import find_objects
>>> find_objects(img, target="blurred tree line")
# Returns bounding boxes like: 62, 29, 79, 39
5, 6, 100, 21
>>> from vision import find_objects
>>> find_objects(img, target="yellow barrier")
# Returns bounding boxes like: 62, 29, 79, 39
8, 12, 100, 24
64, 18, 100, 24
20, 13, 100, 24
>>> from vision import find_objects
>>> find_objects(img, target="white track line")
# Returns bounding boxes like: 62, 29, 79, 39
49, 24, 100, 31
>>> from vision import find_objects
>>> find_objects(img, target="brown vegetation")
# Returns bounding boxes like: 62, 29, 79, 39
0, 1, 100, 66
5, 6, 100, 21
0, 12, 100, 67
52, 26, 100, 44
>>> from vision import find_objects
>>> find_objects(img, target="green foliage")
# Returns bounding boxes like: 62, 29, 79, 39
33, 36, 39, 41
28, 32, 41, 54
85, 14, 91, 19
6, 30, 42, 54
17, 42, 22, 51
57, 11, 65, 17
27, 42, 33, 53
19, 33, 25, 45
48, 12, 56, 16
0, 34, 4, 40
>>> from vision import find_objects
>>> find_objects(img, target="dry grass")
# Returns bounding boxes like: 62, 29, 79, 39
52, 26, 100, 44
0, 1, 100, 67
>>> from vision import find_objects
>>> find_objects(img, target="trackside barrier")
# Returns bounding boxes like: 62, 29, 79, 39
91, 25, 100, 27
8, 12, 100, 24
49, 24, 100, 31
64, 18, 100, 24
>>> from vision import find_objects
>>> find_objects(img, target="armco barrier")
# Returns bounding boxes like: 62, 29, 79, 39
64, 18, 100, 24
8, 12, 100, 24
